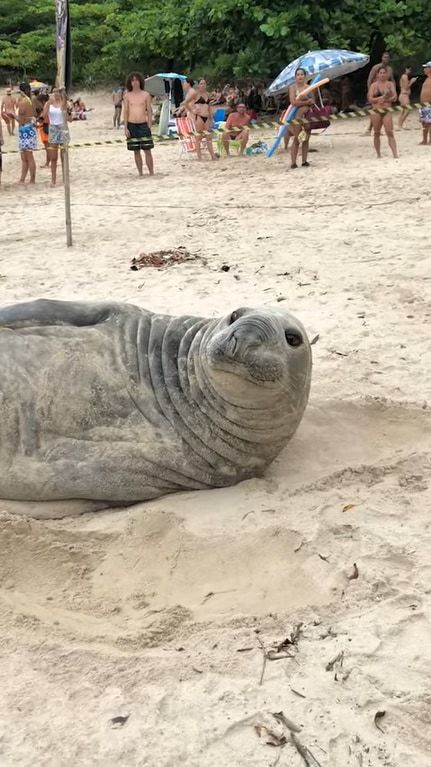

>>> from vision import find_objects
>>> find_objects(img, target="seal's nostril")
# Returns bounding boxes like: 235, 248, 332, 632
229, 311, 240, 326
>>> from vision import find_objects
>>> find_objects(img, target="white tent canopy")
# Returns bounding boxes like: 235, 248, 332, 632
144, 72, 187, 134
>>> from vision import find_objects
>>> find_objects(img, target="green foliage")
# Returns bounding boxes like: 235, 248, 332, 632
0, 0, 429, 85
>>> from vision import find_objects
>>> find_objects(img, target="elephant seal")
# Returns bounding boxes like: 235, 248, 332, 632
0, 299, 312, 518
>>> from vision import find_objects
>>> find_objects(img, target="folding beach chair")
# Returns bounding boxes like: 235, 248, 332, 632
175, 116, 198, 158
308, 109, 334, 147
278, 90, 334, 150
216, 121, 241, 156
175, 115, 216, 159
307, 90, 334, 147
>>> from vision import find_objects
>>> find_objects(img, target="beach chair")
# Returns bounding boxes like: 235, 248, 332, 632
176, 115, 216, 159
216, 120, 241, 156
278, 102, 333, 151
307, 89, 334, 147
308, 105, 334, 147
175, 116, 198, 158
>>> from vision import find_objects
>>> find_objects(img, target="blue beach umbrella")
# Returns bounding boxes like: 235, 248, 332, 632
267, 49, 369, 95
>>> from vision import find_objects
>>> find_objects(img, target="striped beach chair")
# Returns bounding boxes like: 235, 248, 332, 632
175, 116, 198, 158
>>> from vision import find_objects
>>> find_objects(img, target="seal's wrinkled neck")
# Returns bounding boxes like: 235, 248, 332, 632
189, 322, 305, 452
125, 310, 310, 483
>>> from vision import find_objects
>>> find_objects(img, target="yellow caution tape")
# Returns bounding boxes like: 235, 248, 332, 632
1, 102, 428, 154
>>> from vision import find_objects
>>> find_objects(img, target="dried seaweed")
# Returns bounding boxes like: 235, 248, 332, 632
130, 247, 201, 270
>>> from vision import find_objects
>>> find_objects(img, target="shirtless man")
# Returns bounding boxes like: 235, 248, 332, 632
366, 52, 394, 134
419, 61, 431, 145
123, 72, 154, 176
222, 103, 251, 156
367, 52, 394, 90
6, 83, 37, 184
1, 88, 16, 135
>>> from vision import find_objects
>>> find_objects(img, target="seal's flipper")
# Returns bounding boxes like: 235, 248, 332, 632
0, 299, 116, 329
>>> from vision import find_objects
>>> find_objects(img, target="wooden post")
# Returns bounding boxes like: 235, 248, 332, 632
55, 0, 73, 248
61, 89, 72, 247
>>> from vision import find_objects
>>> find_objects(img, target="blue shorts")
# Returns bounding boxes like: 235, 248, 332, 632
18, 122, 37, 151
420, 107, 431, 124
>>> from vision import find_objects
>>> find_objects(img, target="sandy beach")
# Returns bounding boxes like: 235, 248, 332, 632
0, 91, 430, 766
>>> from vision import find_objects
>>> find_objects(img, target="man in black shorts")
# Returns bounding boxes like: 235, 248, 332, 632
123, 72, 154, 176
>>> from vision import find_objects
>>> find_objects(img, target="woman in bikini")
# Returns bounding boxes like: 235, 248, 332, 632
184, 78, 217, 160
287, 68, 315, 169
368, 66, 398, 158
398, 66, 417, 129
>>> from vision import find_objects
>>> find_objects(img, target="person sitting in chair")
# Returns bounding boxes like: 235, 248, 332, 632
222, 103, 251, 156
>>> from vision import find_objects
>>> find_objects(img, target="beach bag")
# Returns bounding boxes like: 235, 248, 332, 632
245, 140, 268, 156
305, 105, 333, 130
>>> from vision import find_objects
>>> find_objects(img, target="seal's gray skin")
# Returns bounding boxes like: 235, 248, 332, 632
0, 299, 312, 518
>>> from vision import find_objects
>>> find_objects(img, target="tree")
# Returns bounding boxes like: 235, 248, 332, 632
0, 0, 429, 85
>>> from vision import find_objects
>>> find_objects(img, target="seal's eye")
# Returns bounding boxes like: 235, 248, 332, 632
229, 310, 240, 325
285, 331, 303, 347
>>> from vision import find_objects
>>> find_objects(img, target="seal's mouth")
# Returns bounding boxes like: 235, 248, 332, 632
206, 339, 285, 385
204, 308, 309, 387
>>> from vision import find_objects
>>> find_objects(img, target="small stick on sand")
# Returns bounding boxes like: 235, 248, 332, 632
326, 650, 344, 672
255, 633, 268, 685
348, 563, 359, 580
273, 710, 302, 733
290, 687, 307, 698
290, 733, 322, 767
374, 710, 386, 733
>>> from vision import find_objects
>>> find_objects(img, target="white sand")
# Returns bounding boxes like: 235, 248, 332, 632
0, 92, 430, 766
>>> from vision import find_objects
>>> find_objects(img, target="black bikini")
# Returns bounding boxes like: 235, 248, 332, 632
195, 95, 210, 122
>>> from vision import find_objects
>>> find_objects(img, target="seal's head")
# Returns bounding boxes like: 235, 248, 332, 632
205, 306, 312, 408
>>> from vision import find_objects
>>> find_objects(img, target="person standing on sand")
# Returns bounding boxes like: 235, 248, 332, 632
6, 83, 37, 184
181, 78, 197, 105
287, 67, 315, 169
365, 52, 394, 135
1, 88, 16, 135
368, 52, 394, 90
398, 66, 417, 129
36, 93, 50, 167
123, 72, 154, 177
368, 66, 398, 158
42, 88, 71, 187
176, 78, 197, 117
0, 111, 3, 185
183, 78, 217, 161
419, 62, 431, 145
112, 85, 123, 128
